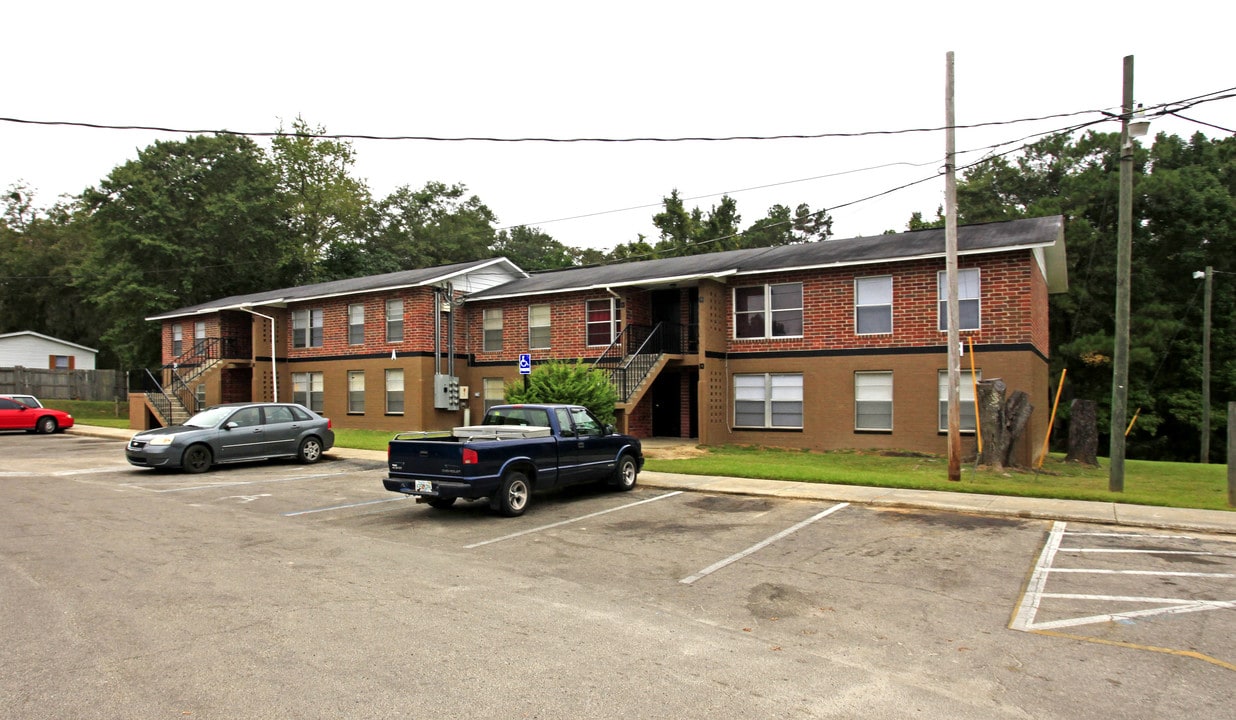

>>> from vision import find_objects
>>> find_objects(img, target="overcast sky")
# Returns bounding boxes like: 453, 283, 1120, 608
3, 1, 1233, 252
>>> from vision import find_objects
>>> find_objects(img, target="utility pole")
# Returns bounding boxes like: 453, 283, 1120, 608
1109, 55, 1135, 493
945, 51, 962, 481
1200, 265, 1213, 463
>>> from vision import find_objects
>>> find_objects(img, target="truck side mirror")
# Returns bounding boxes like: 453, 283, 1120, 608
605, 424, 616, 435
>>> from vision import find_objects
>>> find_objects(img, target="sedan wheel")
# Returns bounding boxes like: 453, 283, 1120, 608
36, 416, 58, 434
182, 444, 213, 474
297, 436, 323, 464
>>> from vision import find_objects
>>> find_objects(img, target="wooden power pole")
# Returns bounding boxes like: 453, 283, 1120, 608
945, 51, 962, 481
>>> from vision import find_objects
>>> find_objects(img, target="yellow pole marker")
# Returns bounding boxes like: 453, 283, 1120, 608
1125, 407, 1140, 437
1038, 368, 1067, 469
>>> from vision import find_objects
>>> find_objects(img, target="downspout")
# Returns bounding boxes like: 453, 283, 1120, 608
239, 306, 278, 402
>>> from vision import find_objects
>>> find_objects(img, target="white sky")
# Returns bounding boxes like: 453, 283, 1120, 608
3, 1, 1233, 252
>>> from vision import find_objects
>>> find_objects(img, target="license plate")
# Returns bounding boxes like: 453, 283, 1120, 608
415, 480, 434, 493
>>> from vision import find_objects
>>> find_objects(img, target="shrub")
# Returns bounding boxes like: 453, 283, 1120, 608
504, 360, 619, 425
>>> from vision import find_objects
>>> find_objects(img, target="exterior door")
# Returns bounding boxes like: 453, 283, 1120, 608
651, 289, 682, 353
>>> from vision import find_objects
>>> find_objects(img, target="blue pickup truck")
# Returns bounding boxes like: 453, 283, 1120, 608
382, 403, 644, 516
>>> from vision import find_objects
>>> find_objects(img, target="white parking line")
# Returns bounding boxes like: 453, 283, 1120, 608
123, 471, 348, 493
284, 496, 408, 517
1012, 521, 1236, 632
680, 502, 849, 585
463, 491, 683, 549
52, 466, 134, 476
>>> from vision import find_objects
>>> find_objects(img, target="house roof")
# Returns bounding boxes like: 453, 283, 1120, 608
0, 331, 98, 354
467, 215, 1067, 301
147, 257, 527, 321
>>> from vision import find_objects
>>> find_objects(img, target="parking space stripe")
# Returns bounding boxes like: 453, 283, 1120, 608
1011, 521, 1067, 631
283, 496, 408, 517
1048, 568, 1235, 578
463, 491, 683, 549
125, 471, 348, 493
679, 502, 849, 585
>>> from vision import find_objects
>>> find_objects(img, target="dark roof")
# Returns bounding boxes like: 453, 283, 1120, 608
147, 258, 524, 321
469, 215, 1067, 300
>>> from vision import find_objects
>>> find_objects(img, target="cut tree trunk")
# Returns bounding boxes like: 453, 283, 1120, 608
976, 378, 1034, 470
1065, 399, 1099, 466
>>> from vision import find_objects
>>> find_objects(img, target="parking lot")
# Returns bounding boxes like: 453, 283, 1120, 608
3, 432, 1234, 719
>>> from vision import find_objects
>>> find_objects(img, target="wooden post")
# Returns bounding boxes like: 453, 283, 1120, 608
1227, 402, 1235, 507
944, 51, 961, 481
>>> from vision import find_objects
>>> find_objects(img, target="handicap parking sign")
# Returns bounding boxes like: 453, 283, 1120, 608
518, 353, 532, 375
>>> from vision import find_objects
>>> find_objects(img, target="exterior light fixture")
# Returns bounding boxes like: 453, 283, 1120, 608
1129, 103, 1150, 138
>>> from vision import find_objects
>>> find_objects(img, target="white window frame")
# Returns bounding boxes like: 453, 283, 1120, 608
348, 303, 365, 345
194, 320, 206, 345
483, 308, 503, 352
733, 373, 803, 429
292, 371, 324, 412
733, 283, 803, 340
347, 370, 365, 414
386, 369, 404, 415
483, 377, 505, 411
938, 369, 980, 432
529, 304, 551, 350
855, 371, 893, 431
938, 268, 981, 332
171, 324, 183, 357
386, 299, 404, 343
586, 298, 623, 347
855, 276, 893, 335
292, 309, 324, 349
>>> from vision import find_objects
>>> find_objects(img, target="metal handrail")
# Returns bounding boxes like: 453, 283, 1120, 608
141, 368, 174, 424
592, 323, 667, 401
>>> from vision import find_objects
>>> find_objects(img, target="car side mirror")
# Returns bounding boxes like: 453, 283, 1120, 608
224, 421, 238, 430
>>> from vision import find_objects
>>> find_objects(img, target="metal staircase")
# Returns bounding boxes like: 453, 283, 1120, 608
593, 323, 668, 409
140, 338, 236, 426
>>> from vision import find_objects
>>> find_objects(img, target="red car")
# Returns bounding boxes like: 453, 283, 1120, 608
0, 396, 74, 433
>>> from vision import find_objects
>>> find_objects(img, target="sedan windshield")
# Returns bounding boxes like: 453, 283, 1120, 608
184, 406, 235, 428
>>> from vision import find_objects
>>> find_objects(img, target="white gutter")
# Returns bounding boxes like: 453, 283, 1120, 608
237, 306, 278, 402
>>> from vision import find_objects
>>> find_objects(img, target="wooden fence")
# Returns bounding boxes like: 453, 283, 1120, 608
0, 366, 127, 401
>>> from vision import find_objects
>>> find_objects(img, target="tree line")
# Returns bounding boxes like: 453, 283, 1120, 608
2, 119, 1233, 461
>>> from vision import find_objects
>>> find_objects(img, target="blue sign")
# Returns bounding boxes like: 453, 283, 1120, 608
518, 353, 532, 375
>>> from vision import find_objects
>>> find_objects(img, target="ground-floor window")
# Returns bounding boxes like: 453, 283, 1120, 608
386, 369, 404, 415
348, 370, 365, 414
483, 377, 505, 411
733, 373, 803, 429
854, 371, 893, 431
938, 369, 980, 432
292, 372, 324, 412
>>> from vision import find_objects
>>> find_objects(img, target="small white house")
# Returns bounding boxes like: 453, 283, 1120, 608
0, 331, 98, 370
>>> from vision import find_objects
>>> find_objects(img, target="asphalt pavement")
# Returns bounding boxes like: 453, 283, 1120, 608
73, 424, 1236, 536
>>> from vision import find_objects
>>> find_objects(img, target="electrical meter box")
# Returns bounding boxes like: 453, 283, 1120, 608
434, 374, 461, 410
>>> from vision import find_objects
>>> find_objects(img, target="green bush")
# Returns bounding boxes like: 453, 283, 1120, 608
503, 360, 619, 425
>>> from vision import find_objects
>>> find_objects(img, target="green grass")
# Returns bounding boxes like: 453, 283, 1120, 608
644, 445, 1235, 512
331, 428, 405, 452
47, 399, 132, 429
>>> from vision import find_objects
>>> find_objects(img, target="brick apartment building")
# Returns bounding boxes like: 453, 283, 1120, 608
134, 216, 1066, 464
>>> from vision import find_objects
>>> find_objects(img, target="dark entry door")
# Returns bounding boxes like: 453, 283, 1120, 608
650, 372, 681, 437
651, 289, 682, 353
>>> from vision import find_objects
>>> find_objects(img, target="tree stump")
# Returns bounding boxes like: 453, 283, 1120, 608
1065, 399, 1099, 466
976, 378, 1034, 470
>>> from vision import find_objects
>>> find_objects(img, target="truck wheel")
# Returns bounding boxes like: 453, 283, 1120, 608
495, 471, 530, 517
426, 497, 456, 510
611, 454, 638, 491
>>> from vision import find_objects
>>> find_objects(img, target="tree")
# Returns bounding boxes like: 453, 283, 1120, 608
270, 117, 371, 282
503, 360, 619, 425
743, 203, 833, 247
650, 190, 741, 255
0, 188, 107, 361
327, 182, 497, 278
490, 225, 577, 271
914, 130, 1236, 461
78, 134, 296, 368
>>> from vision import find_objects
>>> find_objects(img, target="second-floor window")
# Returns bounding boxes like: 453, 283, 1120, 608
386, 299, 403, 343
483, 308, 503, 352
529, 304, 551, 349
292, 309, 323, 348
938, 269, 981, 331
586, 298, 622, 346
172, 324, 183, 357
734, 283, 803, 339
194, 321, 206, 347
855, 276, 892, 335
348, 304, 365, 345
